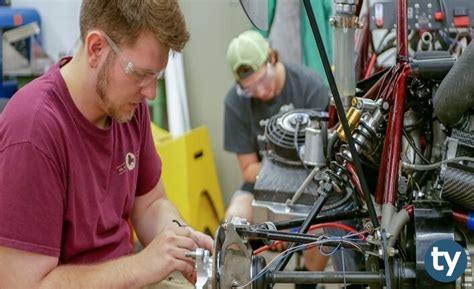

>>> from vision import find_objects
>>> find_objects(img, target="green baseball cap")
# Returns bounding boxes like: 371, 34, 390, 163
226, 30, 270, 80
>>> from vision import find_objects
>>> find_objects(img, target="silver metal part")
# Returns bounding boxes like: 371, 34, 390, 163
350, 100, 387, 162
253, 200, 310, 224
303, 128, 326, 166
219, 222, 252, 289
277, 111, 310, 133
188, 248, 213, 289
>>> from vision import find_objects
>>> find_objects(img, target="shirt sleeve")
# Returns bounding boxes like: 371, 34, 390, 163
223, 88, 257, 154
135, 103, 161, 196
0, 143, 64, 257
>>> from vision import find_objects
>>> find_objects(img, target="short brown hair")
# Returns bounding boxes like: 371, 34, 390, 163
80, 0, 190, 52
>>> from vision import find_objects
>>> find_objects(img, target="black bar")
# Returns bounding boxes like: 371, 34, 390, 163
274, 193, 327, 271
271, 210, 369, 230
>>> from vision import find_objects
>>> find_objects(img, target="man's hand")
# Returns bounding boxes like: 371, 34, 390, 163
137, 225, 201, 284
192, 230, 213, 252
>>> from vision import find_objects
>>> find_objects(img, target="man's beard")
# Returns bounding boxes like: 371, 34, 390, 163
96, 53, 135, 123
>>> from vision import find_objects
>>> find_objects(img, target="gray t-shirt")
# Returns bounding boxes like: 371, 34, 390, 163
224, 63, 329, 157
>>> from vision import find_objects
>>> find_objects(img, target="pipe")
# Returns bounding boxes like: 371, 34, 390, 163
397, 0, 408, 59
383, 67, 409, 205
387, 208, 410, 248
364, 53, 377, 80
453, 209, 474, 231
433, 42, 474, 128
384, 0, 408, 205
271, 271, 384, 284
453, 209, 468, 225
417, 32, 433, 51
272, 210, 369, 231
375, 109, 392, 204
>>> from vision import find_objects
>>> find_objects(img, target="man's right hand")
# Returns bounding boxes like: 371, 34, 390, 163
137, 225, 200, 284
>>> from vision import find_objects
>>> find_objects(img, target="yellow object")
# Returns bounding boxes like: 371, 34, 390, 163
151, 124, 225, 236
336, 106, 362, 143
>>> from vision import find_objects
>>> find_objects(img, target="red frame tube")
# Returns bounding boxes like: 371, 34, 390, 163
379, 0, 410, 204
375, 111, 393, 204
397, 0, 409, 59
383, 66, 409, 204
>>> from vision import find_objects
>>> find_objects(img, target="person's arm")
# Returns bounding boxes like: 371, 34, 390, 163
0, 229, 196, 289
0, 180, 207, 289
237, 153, 261, 183
131, 178, 213, 251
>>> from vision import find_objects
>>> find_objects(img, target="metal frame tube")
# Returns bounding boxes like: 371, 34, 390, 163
270, 271, 384, 284
384, 67, 409, 204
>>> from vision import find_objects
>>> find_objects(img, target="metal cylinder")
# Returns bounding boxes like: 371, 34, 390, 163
334, 23, 357, 111
303, 127, 326, 166
418, 31, 433, 51
270, 271, 383, 284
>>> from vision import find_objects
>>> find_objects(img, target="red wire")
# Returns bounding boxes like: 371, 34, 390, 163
364, 53, 377, 80
253, 222, 365, 255
345, 162, 363, 199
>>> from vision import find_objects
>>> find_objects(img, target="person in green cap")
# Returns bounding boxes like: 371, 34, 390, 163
223, 30, 330, 288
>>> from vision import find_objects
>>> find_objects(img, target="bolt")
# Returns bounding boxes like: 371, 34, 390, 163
185, 251, 197, 259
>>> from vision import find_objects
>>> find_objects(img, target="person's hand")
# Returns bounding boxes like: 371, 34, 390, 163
138, 226, 200, 284
191, 230, 214, 251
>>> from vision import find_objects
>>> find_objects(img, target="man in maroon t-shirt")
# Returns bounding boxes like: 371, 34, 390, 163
0, 1, 212, 288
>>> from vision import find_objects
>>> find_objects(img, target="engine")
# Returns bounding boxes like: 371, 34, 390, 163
190, 0, 474, 288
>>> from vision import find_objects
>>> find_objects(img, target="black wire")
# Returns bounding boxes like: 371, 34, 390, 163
402, 129, 431, 164
414, 120, 434, 185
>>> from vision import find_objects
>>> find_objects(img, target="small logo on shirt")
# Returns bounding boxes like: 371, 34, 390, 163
125, 153, 136, 171
117, 151, 139, 175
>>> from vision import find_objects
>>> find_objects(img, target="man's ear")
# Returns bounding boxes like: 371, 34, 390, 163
84, 31, 106, 68
268, 49, 279, 64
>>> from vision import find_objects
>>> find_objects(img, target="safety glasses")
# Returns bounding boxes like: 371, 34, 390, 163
236, 62, 274, 98
102, 32, 165, 87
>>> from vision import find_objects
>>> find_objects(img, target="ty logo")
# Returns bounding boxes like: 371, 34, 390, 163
431, 247, 460, 277
425, 240, 467, 283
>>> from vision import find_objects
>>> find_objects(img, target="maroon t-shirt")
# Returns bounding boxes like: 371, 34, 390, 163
0, 58, 161, 264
